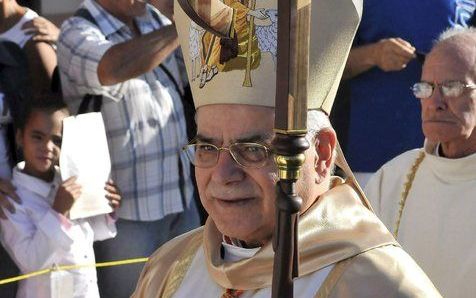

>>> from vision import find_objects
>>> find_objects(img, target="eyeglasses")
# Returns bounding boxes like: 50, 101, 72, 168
411, 81, 476, 99
182, 142, 272, 168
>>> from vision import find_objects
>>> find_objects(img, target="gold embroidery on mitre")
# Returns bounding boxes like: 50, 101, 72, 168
188, 0, 277, 89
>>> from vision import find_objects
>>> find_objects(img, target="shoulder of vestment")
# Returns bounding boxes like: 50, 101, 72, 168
132, 227, 204, 298
326, 244, 441, 297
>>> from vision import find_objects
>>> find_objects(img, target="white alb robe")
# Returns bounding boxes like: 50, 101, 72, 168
133, 179, 440, 298
174, 242, 334, 297
365, 141, 476, 298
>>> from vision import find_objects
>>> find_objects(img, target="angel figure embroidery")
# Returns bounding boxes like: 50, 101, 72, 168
188, 0, 273, 88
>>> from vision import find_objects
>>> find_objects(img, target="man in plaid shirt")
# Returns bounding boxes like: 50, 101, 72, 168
57, 0, 200, 297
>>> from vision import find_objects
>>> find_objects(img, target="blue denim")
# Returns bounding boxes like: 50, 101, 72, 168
94, 200, 200, 298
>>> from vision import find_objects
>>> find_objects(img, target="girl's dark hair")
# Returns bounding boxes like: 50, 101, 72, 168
17, 0, 41, 11
16, 92, 69, 131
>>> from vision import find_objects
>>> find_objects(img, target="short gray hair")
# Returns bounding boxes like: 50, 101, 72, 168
305, 110, 337, 173
306, 110, 332, 143
433, 27, 476, 77
437, 26, 476, 43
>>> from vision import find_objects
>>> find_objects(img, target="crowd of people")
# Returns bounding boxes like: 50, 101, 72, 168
0, 0, 59, 297
0, 0, 200, 297
0, 0, 475, 297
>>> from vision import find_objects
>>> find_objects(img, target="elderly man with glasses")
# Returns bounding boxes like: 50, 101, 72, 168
365, 27, 476, 298
132, 0, 441, 296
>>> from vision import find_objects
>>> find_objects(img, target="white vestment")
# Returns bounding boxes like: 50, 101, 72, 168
133, 180, 440, 298
365, 141, 476, 298
174, 242, 334, 297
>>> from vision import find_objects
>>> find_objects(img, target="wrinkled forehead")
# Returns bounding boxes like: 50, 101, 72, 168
424, 37, 476, 79
196, 104, 275, 143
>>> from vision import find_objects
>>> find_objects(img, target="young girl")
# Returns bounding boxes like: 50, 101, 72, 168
0, 97, 121, 298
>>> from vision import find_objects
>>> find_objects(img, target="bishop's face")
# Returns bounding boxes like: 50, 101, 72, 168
195, 104, 277, 247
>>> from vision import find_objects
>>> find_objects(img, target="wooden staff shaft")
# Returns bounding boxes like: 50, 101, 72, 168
271, 0, 312, 296
243, 0, 257, 87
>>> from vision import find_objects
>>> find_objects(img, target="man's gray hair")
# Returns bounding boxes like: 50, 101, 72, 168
437, 26, 476, 43
433, 26, 476, 77
306, 109, 332, 143
305, 109, 337, 173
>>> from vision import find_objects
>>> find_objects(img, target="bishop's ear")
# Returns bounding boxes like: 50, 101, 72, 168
314, 128, 337, 178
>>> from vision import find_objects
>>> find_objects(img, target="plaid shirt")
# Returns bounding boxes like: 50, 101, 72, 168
57, 0, 194, 221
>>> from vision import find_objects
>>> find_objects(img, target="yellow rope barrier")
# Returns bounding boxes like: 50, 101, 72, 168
0, 257, 149, 285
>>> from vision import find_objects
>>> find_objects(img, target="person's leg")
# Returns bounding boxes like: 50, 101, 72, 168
95, 201, 200, 298
95, 219, 159, 298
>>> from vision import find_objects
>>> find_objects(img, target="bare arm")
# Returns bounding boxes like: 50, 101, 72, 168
343, 38, 416, 80
23, 40, 57, 94
97, 24, 179, 86
21, 16, 60, 44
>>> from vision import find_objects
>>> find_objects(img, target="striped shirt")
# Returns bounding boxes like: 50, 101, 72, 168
57, 0, 194, 221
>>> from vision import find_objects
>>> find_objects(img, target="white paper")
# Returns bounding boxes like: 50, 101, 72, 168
60, 113, 113, 220
50, 269, 74, 298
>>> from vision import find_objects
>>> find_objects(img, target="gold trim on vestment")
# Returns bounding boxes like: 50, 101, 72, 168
133, 169, 441, 297
131, 228, 205, 298
314, 257, 354, 298
162, 233, 203, 298
133, 179, 399, 297
394, 150, 426, 238
204, 177, 397, 290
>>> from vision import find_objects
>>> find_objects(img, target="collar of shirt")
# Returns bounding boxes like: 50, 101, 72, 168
13, 162, 61, 204
424, 139, 440, 157
221, 235, 261, 263
423, 139, 476, 181
222, 235, 246, 248
427, 141, 451, 157
434, 143, 441, 156
83, 0, 165, 38
222, 242, 261, 263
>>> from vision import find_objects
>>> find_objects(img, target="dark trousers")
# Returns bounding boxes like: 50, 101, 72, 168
0, 243, 18, 297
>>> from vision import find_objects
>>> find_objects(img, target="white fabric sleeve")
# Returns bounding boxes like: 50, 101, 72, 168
0, 206, 76, 273
88, 214, 117, 242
